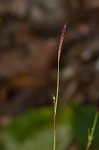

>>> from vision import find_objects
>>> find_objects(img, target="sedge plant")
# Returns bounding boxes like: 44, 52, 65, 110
52, 24, 66, 150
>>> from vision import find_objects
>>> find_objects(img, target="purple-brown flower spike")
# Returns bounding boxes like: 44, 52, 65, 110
58, 23, 67, 63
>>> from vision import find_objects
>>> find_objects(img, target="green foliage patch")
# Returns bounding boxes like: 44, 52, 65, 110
0, 105, 73, 150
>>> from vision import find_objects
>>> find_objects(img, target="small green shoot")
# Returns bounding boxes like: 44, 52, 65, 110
86, 111, 99, 150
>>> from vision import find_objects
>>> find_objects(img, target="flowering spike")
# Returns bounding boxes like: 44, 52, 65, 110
58, 23, 66, 63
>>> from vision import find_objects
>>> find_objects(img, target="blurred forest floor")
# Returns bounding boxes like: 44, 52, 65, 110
0, 0, 99, 149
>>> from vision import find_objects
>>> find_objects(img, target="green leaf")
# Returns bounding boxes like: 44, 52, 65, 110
1, 104, 74, 150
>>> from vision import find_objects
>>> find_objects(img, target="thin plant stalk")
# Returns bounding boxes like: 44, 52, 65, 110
52, 24, 66, 150
53, 60, 59, 150
86, 111, 99, 150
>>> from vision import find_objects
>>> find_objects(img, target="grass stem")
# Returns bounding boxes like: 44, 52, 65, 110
52, 24, 66, 150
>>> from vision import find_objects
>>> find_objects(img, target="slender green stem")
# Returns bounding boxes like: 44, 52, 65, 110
53, 62, 59, 150
52, 23, 66, 150
55, 62, 59, 114
86, 111, 99, 150
53, 125, 56, 150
